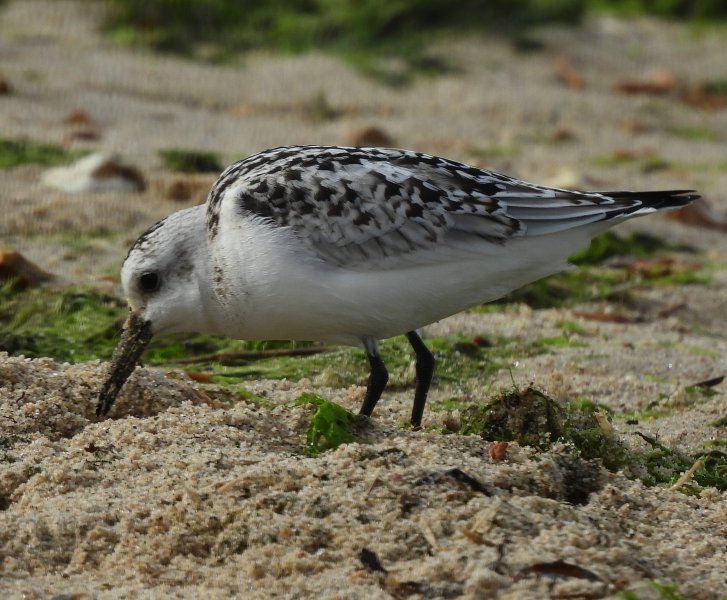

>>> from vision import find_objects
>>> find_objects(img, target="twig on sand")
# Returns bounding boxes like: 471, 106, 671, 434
170, 346, 336, 365
670, 459, 702, 491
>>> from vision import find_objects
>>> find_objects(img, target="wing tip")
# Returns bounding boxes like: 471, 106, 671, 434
606, 189, 700, 212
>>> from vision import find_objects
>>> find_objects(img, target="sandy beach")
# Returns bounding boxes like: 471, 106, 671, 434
1, 2, 726, 598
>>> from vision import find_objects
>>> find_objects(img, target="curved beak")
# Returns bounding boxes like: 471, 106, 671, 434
96, 310, 154, 417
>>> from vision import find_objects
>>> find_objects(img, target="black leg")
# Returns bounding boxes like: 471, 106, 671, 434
359, 341, 389, 417
406, 331, 435, 428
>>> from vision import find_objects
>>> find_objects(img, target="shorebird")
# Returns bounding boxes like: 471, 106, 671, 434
97, 145, 697, 426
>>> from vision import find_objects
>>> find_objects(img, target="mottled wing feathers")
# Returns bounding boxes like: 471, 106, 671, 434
502, 189, 696, 236
205, 145, 696, 268
207, 146, 511, 266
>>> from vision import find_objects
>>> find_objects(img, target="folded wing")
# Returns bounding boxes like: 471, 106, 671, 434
207, 145, 697, 270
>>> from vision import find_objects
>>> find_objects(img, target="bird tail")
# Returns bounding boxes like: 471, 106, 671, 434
504, 189, 700, 237
601, 190, 699, 216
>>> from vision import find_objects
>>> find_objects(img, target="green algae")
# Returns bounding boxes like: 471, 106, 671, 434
0, 285, 127, 362
459, 385, 727, 492
290, 393, 359, 455
0, 137, 86, 169
158, 148, 223, 173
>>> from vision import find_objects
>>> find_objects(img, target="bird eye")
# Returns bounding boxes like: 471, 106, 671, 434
139, 271, 160, 292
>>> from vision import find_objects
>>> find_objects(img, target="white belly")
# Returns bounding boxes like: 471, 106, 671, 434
208, 218, 597, 345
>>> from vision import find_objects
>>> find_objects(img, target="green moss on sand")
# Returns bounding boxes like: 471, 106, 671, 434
460, 386, 727, 492
0, 138, 85, 169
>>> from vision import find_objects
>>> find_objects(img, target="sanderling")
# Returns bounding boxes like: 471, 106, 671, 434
97, 145, 698, 425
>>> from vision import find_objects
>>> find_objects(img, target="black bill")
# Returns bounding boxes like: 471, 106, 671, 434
96, 311, 154, 417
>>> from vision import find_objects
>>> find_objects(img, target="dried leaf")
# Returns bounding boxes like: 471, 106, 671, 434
471, 335, 491, 347
359, 548, 387, 574
347, 126, 395, 148
552, 55, 584, 89
0, 249, 55, 289
681, 85, 727, 110
666, 198, 727, 231
657, 303, 687, 318
185, 371, 212, 383
549, 127, 576, 142
62, 110, 101, 142
459, 527, 486, 544
573, 311, 637, 324
171, 345, 334, 365
63, 109, 96, 127
190, 387, 218, 407
611, 148, 652, 161
519, 559, 602, 582
488, 441, 508, 461
625, 257, 675, 276
613, 71, 678, 95
614, 257, 702, 280
620, 119, 653, 134
669, 459, 702, 491
692, 375, 724, 389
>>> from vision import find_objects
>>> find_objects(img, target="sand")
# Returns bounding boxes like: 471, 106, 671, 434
1, 1, 726, 598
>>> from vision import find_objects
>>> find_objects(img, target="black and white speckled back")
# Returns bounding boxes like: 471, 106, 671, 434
204, 145, 695, 268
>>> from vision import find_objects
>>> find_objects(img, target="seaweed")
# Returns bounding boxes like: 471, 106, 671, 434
290, 393, 359, 455
158, 148, 223, 173
0, 137, 85, 169
460, 385, 726, 492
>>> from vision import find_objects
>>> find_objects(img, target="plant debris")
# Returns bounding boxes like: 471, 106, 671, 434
613, 70, 678, 95
158, 148, 223, 173
517, 559, 602, 582
634, 431, 727, 492
488, 441, 509, 461
346, 126, 395, 148
691, 375, 724, 389
42, 153, 145, 193
413, 468, 491, 495
358, 548, 388, 573
457, 386, 727, 493
0, 250, 55, 289
0, 137, 85, 169
552, 54, 584, 89
171, 345, 335, 365
460, 386, 566, 450
291, 393, 359, 455
667, 197, 727, 231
